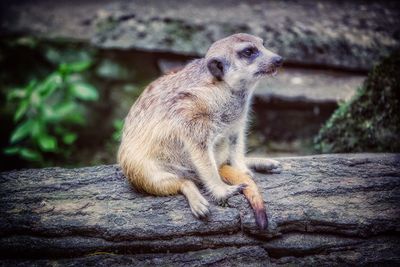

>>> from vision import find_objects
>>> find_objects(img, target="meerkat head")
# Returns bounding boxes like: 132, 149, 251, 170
205, 33, 283, 89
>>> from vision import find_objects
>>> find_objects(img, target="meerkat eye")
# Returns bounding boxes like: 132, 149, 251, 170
240, 47, 258, 58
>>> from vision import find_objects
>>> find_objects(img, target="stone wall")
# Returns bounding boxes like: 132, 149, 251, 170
1, 0, 399, 70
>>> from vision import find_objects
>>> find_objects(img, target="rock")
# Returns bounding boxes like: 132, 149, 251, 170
1, 0, 399, 70
0, 153, 399, 265
251, 67, 365, 142
254, 68, 365, 104
315, 51, 400, 153
157, 62, 366, 104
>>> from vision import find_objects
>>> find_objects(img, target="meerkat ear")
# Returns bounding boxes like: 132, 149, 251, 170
207, 58, 226, 81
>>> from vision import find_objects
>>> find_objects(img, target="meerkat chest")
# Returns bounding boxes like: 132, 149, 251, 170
218, 89, 250, 125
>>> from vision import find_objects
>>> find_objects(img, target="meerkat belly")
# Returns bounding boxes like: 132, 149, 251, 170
156, 133, 230, 180
156, 137, 199, 180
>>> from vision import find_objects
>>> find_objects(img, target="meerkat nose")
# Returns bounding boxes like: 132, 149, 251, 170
272, 56, 283, 67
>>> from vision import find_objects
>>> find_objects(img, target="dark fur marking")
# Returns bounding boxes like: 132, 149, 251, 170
207, 58, 224, 81
237, 46, 261, 64
193, 112, 212, 121
176, 92, 195, 100
229, 134, 238, 146
198, 140, 208, 150
147, 84, 154, 92
140, 95, 157, 110
207, 57, 230, 81
220, 88, 249, 124
165, 91, 193, 107
220, 113, 230, 124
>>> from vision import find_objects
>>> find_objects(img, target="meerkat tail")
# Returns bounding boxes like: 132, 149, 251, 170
218, 164, 268, 230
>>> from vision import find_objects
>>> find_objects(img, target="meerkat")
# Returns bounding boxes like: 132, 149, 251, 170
118, 33, 282, 229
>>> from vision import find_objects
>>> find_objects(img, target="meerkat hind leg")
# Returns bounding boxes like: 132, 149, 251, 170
147, 174, 210, 218
219, 164, 268, 230
129, 159, 210, 218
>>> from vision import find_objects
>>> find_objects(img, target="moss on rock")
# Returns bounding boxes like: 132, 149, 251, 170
315, 51, 400, 153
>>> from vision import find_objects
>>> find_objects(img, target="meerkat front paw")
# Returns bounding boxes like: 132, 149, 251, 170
211, 184, 247, 201
188, 193, 210, 218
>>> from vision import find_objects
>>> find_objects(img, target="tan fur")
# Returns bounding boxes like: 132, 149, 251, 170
118, 33, 282, 219
219, 164, 268, 229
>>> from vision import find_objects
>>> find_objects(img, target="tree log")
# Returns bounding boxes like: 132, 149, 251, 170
0, 153, 399, 266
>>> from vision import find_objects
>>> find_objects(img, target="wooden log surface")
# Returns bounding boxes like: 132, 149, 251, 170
0, 153, 399, 266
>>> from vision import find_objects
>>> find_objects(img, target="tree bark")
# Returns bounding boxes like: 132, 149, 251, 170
0, 153, 399, 266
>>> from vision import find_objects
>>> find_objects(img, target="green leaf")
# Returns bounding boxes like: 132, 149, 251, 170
112, 119, 124, 142
37, 73, 62, 98
19, 148, 41, 161
59, 61, 92, 74
14, 99, 29, 122
4, 147, 21, 155
29, 90, 41, 107
69, 82, 99, 101
25, 80, 37, 96
53, 102, 76, 119
7, 89, 26, 100
64, 112, 85, 125
10, 120, 34, 144
38, 135, 58, 152
45, 48, 61, 64
62, 133, 77, 144
112, 131, 121, 142
96, 59, 129, 80
43, 106, 59, 122
54, 125, 66, 135
31, 119, 44, 138
113, 119, 124, 129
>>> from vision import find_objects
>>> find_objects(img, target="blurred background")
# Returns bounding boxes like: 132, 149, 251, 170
0, 0, 399, 171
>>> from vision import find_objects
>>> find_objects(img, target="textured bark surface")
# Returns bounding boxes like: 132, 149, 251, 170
1, 0, 399, 70
0, 153, 399, 266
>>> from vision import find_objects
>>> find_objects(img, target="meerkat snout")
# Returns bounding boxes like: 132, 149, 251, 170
271, 56, 283, 67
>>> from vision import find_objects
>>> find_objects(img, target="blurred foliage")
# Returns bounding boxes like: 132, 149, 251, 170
0, 36, 158, 170
315, 51, 400, 153
112, 119, 124, 142
4, 60, 98, 164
